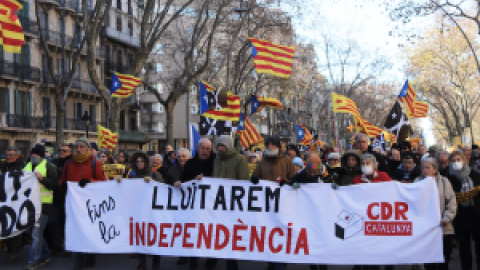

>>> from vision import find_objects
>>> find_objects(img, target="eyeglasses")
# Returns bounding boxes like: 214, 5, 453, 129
136, 160, 145, 163
60, 149, 70, 153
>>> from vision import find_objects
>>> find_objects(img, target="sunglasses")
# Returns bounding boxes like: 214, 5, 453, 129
60, 149, 70, 153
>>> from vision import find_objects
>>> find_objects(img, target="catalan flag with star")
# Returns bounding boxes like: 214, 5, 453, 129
202, 92, 241, 121
295, 124, 312, 145
237, 113, 263, 149
110, 72, 142, 98
250, 95, 283, 115
248, 37, 295, 78
97, 124, 118, 150
0, 0, 24, 53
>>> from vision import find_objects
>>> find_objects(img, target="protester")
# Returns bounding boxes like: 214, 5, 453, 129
445, 150, 480, 270
120, 151, 163, 270
292, 157, 305, 174
58, 138, 106, 270
417, 145, 427, 158
436, 151, 450, 176
462, 146, 473, 166
23, 144, 59, 270
398, 141, 412, 153
163, 144, 173, 160
179, 138, 216, 270
248, 153, 259, 177
286, 144, 300, 159
97, 149, 115, 165
89, 143, 98, 156
321, 147, 335, 164
256, 151, 263, 161
211, 135, 249, 270
354, 133, 390, 174
392, 152, 421, 183
414, 158, 457, 270
428, 145, 439, 158
151, 154, 163, 174
387, 148, 401, 175
326, 152, 344, 184
251, 136, 295, 270
165, 148, 190, 186
161, 151, 176, 176
116, 150, 129, 176
339, 149, 363, 186
1, 147, 25, 263
352, 153, 392, 184
147, 150, 155, 158
290, 155, 328, 185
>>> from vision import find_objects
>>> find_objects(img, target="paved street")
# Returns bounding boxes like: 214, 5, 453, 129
0, 244, 473, 270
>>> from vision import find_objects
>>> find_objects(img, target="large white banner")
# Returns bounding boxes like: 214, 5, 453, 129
0, 171, 42, 239
66, 178, 443, 265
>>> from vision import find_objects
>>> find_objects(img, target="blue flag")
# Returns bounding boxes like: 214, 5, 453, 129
237, 113, 246, 131
200, 82, 209, 114
295, 124, 306, 144
251, 95, 262, 115
110, 73, 122, 95
189, 123, 201, 157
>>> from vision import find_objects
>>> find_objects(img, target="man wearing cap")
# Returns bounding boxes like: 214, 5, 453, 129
59, 138, 106, 270
23, 144, 59, 270
428, 145, 439, 158
89, 143, 98, 156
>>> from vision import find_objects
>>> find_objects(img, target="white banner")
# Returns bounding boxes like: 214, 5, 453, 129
65, 178, 443, 265
0, 171, 42, 239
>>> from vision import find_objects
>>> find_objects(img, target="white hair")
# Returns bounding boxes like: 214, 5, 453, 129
355, 133, 369, 143
177, 148, 191, 157
153, 154, 163, 162
198, 138, 212, 148
362, 153, 378, 169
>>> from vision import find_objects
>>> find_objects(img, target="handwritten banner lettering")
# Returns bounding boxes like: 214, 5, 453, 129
65, 178, 443, 265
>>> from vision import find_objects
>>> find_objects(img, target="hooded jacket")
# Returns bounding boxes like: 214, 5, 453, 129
213, 149, 249, 180
339, 149, 363, 186
128, 151, 163, 182
180, 151, 216, 182
253, 153, 295, 183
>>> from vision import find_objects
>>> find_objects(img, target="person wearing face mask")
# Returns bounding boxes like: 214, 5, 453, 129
392, 152, 421, 183
353, 133, 390, 175
352, 154, 392, 184
414, 158, 457, 270
23, 144, 59, 270
339, 149, 363, 186
326, 152, 345, 184
445, 150, 480, 270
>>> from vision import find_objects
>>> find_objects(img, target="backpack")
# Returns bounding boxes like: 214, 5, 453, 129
64, 158, 97, 179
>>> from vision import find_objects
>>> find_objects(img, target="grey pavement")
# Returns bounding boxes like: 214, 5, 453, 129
0, 244, 473, 270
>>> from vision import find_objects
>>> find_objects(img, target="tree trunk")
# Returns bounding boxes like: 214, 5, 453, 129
165, 102, 175, 146
55, 94, 65, 152
108, 99, 120, 133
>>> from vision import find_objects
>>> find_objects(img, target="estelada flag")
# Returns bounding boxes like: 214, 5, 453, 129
398, 80, 417, 116
0, 0, 24, 53
248, 37, 294, 78
202, 92, 241, 122
110, 72, 141, 98
251, 95, 283, 115
408, 100, 429, 118
97, 124, 118, 150
237, 113, 262, 149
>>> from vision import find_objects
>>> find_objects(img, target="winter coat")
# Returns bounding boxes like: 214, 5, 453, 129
290, 167, 331, 184
352, 171, 392, 184
128, 151, 163, 182
180, 151, 216, 181
28, 159, 59, 215
326, 166, 345, 184
59, 155, 105, 185
414, 174, 457, 235
387, 159, 401, 178
253, 154, 295, 183
339, 149, 363, 186
446, 167, 480, 233
212, 149, 249, 180
0, 159, 25, 174
52, 156, 71, 205
165, 163, 184, 186
391, 164, 421, 183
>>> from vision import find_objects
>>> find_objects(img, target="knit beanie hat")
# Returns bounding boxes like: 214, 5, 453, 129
327, 152, 341, 160
292, 157, 304, 169
31, 144, 45, 158
217, 135, 234, 151
75, 137, 90, 149
265, 136, 281, 149
90, 142, 98, 151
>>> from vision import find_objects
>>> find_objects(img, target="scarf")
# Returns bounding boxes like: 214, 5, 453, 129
73, 151, 90, 164
152, 165, 162, 172
450, 163, 474, 207
360, 171, 378, 183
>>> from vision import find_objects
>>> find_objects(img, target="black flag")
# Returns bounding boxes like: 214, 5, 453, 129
384, 101, 412, 142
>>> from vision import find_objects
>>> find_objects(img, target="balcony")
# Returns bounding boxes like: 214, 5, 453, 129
104, 60, 130, 73
6, 114, 106, 131
118, 130, 147, 143
141, 112, 163, 123
56, 0, 76, 12
41, 29, 74, 47
102, 26, 140, 48
18, 16, 39, 37
41, 73, 99, 95
0, 60, 41, 83
37, 0, 60, 7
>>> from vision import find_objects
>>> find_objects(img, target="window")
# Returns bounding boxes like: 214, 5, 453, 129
191, 85, 197, 95
128, 21, 133, 36
15, 90, 31, 116
158, 104, 164, 113
155, 83, 163, 93
89, 104, 96, 123
128, 0, 132, 15
156, 43, 162, 53
116, 16, 122, 31
74, 102, 84, 119
190, 104, 198, 114
157, 122, 164, 132
0, 88, 9, 113
188, 28, 193, 36
116, 0, 122, 10
156, 63, 162, 73
42, 97, 51, 117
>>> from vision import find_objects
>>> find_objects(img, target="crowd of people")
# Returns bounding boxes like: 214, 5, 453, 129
0, 133, 479, 270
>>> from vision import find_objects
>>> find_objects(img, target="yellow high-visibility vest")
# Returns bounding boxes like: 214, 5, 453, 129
24, 159, 53, 204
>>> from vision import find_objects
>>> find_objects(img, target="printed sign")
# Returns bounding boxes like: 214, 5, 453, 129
102, 164, 124, 178
0, 171, 42, 239
65, 178, 443, 264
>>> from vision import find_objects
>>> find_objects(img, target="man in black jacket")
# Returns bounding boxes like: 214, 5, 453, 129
354, 133, 390, 175
179, 138, 217, 270
1, 147, 25, 263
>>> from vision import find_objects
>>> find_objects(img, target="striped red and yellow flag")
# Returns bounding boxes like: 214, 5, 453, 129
110, 72, 142, 98
408, 100, 429, 118
398, 80, 417, 116
97, 124, 118, 150
297, 124, 312, 144
202, 92, 241, 121
238, 117, 262, 149
0, 0, 24, 54
255, 95, 282, 109
248, 37, 295, 78
200, 80, 216, 92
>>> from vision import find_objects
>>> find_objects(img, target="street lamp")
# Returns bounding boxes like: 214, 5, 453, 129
82, 111, 91, 138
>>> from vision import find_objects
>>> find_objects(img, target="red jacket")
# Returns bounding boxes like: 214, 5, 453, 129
352, 171, 391, 184
59, 155, 106, 185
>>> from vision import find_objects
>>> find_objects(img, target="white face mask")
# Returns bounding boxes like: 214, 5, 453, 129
452, 161, 463, 171
362, 165, 374, 175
